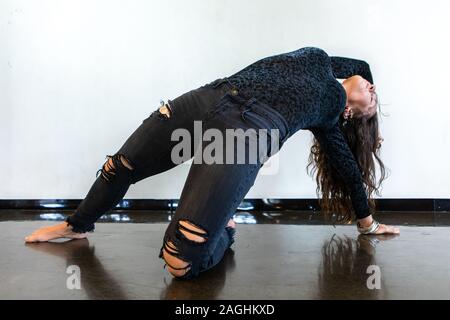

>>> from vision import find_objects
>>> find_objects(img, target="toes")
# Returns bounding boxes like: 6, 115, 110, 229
24, 230, 53, 243
24, 235, 38, 243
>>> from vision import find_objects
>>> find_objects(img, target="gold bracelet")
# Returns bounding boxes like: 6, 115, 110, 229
357, 219, 380, 234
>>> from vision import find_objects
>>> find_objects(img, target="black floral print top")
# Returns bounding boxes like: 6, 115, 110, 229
227, 46, 374, 219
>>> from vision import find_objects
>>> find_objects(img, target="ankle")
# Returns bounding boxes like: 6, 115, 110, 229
63, 222, 75, 232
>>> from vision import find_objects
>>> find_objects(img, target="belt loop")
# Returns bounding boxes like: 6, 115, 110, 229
224, 77, 235, 89
223, 77, 240, 96
212, 78, 226, 88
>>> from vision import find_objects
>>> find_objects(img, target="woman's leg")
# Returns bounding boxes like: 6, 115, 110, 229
158, 91, 290, 279
159, 160, 260, 279
24, 78, 236, 242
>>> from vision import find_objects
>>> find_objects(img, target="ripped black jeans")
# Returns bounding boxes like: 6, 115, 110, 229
65, 77, 290, 280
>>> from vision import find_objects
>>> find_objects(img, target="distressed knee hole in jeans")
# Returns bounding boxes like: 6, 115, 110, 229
161, 239, 192, 278
177, 219, 209, 243
96, 153, 135, 182
159, 220, 209, 278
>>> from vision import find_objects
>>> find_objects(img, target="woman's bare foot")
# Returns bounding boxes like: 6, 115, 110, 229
24, 222, 88, 243
227, 218, 236, 229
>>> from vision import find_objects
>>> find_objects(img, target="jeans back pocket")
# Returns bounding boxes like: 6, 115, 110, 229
241, 107, 283, 158
241, 106, 279, 136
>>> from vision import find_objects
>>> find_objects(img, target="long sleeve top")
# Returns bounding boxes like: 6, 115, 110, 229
226, 46, 373, 219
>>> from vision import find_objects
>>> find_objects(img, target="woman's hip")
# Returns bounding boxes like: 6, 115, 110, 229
202, 91, 291, 164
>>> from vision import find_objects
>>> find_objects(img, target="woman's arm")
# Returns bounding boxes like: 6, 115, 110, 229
329, 56, 374, 84
309, 122, 399, 234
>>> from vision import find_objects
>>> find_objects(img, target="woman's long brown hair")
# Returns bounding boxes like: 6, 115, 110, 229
306, 97, 389, 223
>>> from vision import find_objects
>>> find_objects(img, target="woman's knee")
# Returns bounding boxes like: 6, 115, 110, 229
161, 240, 192, 278
159, 219, 210, 279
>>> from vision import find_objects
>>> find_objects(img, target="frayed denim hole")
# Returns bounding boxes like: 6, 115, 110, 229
177, 218, 210, 243
174, 227, 208, 246
160, 238, 192, 273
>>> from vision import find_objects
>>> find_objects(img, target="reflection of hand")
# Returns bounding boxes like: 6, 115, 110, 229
357, 233, 399, 255
24, 238, 91, 259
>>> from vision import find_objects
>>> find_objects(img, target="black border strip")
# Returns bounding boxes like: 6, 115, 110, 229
0, 198, 449, 212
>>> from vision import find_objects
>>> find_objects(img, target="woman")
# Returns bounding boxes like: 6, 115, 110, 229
24, 46, 399, 280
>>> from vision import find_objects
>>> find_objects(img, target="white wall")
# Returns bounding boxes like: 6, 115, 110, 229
1, 0, 449, 199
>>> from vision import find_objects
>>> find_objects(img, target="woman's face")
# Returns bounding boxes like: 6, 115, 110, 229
343, 75, 377, 119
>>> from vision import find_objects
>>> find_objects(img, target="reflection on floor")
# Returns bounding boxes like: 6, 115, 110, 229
0, 210, 449, 299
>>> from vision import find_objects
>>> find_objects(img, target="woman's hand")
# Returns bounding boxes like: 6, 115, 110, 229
372, 223, 400, 234
357, 215, 400, 235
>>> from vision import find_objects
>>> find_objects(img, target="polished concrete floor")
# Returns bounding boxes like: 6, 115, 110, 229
0, 210, 449, 299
